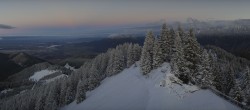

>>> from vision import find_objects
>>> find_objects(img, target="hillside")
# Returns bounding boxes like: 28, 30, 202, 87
0, 53, 22, 81
0, 52, 45, 81
0, 62, 72, 99
62, 63, 240, 110
9, 52, 45, 67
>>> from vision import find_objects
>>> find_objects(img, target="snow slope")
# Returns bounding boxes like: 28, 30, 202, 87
29, 69, 58, 81
62, 63, 240, 110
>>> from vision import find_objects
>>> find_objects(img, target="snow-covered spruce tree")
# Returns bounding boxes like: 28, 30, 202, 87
87, 63, 101, 91
152, 36, 163, 68
59, 80, 67, 106
227, 67, 236, 95
132, 44, 142, 65
25, 90, 37, 110
126, 43, 141, 67
195, 49, 214, 87
221, 65, 235, 94
183, 28, 201, 83
64, 79, 76, 105
44, 84, 58, 110
140, 31, 155, 75
99, 53, 109, 75
113, 48, 125, 74
212, 61, 226, 93
127, 43, 135, 67
35, 86, 49, 110
229, 79, 244, 102
170, 32, 189, 83
106, 49, 115, 76
159, 23, 171, 62
106, 47, 126, 76
177, 24, 186, 44
208, 50, 224, 91
76, 80, 87, 104
54, 81, 62, 107
243, 66, 250, 104
44, 81, 62, 110
90, 54, 106, 80
169, 28, 176, 56
170, 32, 181, 75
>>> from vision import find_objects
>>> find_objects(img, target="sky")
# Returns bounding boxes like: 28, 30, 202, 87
0, 0, 250, 36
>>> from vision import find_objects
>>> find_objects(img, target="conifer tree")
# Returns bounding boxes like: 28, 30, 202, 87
170, 32, 189, 83
140, 31, 155, 75
64, 80, 75, 104
169, 28, 176, 56
183, 29, 201, 83
133, 44, 142, 62
113, 48, 125, 74
152, 37, 163, 68
44, 85, 58, 110
243, 66, 250, 104
35, 87, 48, 110
159, 23, 171, 61
229, 80, 244, 102
99, 53, 109, 74
59, 81, 67, 106
127, 44, 134, 67
177, 24, 186, 44
106, 49, 115, 76
196, 49, 213, 86
76, 80, 87, 104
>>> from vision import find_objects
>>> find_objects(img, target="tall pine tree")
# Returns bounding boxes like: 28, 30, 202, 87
153, 36, 163, 68
196, 49, 214, 87
170, 32, 189, 83
140, 31, 155, 75
76, 80, 87, 104
159, 23, 171, 61
183, 28, 201, 83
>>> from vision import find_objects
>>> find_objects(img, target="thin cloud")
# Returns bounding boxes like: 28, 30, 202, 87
0, 24, 15, 29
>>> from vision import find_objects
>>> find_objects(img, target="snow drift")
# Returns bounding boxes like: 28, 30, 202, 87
62, 63, 240, 110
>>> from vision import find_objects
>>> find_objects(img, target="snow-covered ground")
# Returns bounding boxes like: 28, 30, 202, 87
29, 69, 58, 81
62, 63, 241, 110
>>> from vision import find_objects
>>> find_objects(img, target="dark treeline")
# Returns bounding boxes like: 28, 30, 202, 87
197, 34, 250, 60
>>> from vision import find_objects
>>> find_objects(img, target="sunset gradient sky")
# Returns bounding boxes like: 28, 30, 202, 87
1, 0, 250, 36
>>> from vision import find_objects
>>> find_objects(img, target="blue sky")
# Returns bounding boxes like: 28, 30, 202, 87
0, 0, 250, 36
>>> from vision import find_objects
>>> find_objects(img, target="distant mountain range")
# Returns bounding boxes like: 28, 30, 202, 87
183, 18, 250, 35
125, 18, 250, 35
